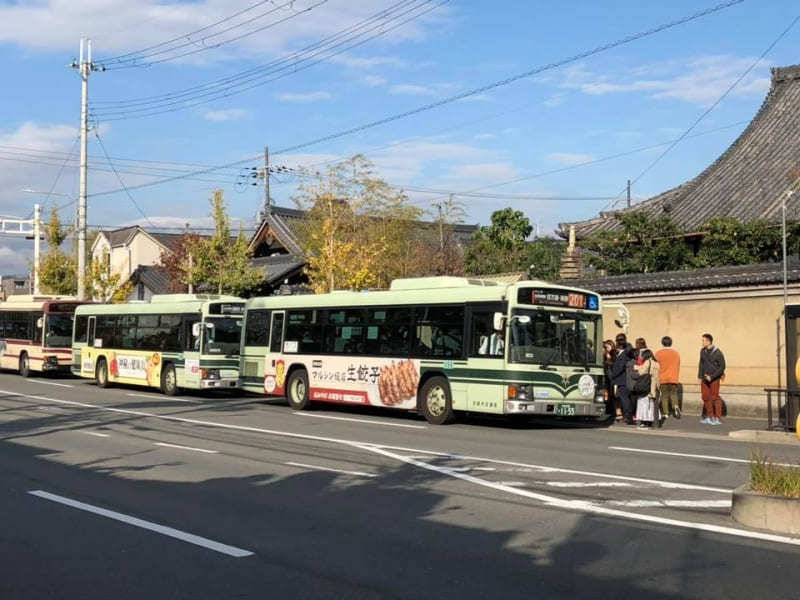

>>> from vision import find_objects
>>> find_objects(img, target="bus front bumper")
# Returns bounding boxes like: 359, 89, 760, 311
200, 378, 240, 389
505, 400, 606, 417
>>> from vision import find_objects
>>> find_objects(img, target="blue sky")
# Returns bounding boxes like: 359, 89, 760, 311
1, 0, 798, 273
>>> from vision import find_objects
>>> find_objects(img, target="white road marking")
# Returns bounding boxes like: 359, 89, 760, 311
445, 466, 497, 473
26, 380, 72, 388
0, 389, 732, 495
285, 461, 377, 478
28, 490, 253, 557
497, 481, 527, 487
7, 386, 800, 547
606, 500, 732, 508
356, 445, 800, 548
127, 393, 198, 403
544, 481, 633, 488
293, 412, 426, 430
609, 446, 799, 468
80, 431, 109, 438
154, 442, 218, 454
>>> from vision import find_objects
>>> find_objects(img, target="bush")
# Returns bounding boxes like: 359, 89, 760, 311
749, 451, 800, 498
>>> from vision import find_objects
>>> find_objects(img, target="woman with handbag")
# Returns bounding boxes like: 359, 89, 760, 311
632, 348, 660, 429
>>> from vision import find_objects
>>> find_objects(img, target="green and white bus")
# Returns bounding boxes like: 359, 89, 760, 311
240, 277, 606, 424
72, 294, 244, 395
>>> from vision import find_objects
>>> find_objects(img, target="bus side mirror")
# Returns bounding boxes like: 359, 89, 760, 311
192, 323, 201, 337
36, 318, 43, 328
493, 312, 505, 331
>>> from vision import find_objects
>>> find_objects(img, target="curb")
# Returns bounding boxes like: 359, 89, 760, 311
731, 484, 800, 535
729, 430, 800, 446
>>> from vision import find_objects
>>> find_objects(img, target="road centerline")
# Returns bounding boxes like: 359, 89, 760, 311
25, 380, 73, 388
154, 442, 218, 454
28, 490, 253, 557
285, 461, 377, 478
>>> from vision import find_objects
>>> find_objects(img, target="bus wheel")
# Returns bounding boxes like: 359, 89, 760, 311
419, 376, 454, 425
18, 353, 31, 378
161, 364, 179, 396
96, 358, 111, 388
286, 369, 311, 410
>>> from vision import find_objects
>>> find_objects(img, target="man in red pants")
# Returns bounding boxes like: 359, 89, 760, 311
698, 333, 726, 425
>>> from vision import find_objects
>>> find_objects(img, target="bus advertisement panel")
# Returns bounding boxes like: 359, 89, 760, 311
242, 277, 607, 425
73, 295, 244, 395
0, 296, 84, 376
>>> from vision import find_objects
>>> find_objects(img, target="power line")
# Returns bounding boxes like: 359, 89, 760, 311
93, 0, 425, 108
26, 134, 80, 218
88, 1, 745, 198
104, 0, 328, 70
604, 14, 799, 211
270, 0, 744, 156
94, 131, 157, 228
91, 1, 441, 120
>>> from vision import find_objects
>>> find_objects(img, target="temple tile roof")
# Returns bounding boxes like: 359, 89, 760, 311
562, 261, 800, 295
559, 64, 800, 240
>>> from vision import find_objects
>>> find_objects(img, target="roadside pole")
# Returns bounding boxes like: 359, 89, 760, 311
33, 203, 41, 295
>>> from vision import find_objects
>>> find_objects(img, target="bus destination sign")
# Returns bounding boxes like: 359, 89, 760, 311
517, 288, 599, 311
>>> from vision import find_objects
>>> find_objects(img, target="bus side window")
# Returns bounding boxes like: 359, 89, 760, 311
182, 315, 201, 351
270, 313, 284, 353
245, 309, 271, 347
73, 315, 88, 344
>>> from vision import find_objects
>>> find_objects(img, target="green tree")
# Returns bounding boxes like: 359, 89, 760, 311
294, 155, 421, 292
192, 190, 263, 295
694, 217, 781, 268
525, 237, 565, 280
86, 248, 132, 303
580, 212, 692, 275
38, 207, 77, 295
465, 208, 532, 275
157, 232, 204, 293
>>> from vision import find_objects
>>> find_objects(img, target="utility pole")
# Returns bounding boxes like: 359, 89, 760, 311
70, 38, 104, 300
626, 179, 631, 209
264, 146, 270, 212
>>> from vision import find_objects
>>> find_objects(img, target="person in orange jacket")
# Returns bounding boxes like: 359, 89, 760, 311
655, 336, 681, 420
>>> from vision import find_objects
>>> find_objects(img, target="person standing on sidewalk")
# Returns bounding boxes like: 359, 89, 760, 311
656, 336, 681, 420
698, 333, 725, 425
611, 333, 634, 424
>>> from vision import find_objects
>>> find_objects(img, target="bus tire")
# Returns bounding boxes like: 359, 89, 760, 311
96, 358, 111, 388
161, 363, 179, 396
19, 353, 31, 378
286, 369, 311, 410
419, 376, 455, 425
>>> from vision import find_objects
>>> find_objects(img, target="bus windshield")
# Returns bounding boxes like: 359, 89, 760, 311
509, 309, 599, 367
45, 314, 74, 348
202, 316, 242, 355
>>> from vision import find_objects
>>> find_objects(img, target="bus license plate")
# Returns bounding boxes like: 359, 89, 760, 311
556, 404, 576, 416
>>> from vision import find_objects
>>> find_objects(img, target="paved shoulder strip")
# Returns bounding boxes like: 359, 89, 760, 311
29, 490, 253, 558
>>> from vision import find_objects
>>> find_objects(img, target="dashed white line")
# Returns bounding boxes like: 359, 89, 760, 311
154, 442, 218, 454
80, 431, 110, 438
609, 446, 799, 468
545, 481, 633, 488
285, 461, 377, 478
127, 393, 198, 403
28, 490, 253, 557
293, 412, 426, 430
605, 499, 732, 508
26, 380, 72, 388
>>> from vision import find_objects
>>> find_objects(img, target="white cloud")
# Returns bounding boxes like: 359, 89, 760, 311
0, 1, 445, 62
0, 246, 30, 275
361, 75, 387, 87
561, 56, 771, 106
543, 93, 566, 107
203, 108, 250, 122
389, 84, 435, 96
547, 152, 596, 166
473, 133, 496, 141
276, 91, 332, 103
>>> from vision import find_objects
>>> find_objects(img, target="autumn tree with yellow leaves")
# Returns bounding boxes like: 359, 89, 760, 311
293, 155, 422, 293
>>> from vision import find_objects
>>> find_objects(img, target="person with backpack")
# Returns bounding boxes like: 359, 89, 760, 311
698, 333, 726, 425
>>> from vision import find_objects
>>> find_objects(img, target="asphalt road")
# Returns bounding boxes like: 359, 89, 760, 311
0, 372, 798, 600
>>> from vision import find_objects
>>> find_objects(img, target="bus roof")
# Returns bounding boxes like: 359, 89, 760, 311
75, 294, 244, 316
0, 295, 81, 311
246, 277, 601, 310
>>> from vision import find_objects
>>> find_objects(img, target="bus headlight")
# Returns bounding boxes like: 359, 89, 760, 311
202, 368, 220, 380
508, 384, 530, 400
